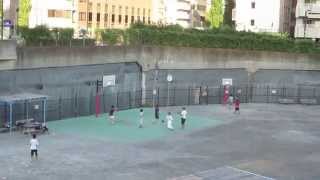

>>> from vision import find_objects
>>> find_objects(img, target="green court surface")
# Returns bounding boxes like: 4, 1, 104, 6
48, 108, 222, 143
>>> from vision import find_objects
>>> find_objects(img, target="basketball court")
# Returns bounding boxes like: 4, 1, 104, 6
1, 104, 320, 180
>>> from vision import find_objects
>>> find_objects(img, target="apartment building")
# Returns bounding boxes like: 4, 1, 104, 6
76, 0, 152, 36
295, 0, 320, 40
29, 0, 75, 28
154, 0, 206, 28
191, 0, 207, 28
233, 0, 295, 33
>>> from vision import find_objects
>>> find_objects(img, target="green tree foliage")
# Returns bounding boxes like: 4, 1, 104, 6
18, 0, 31, 27
207, 0, 224, 28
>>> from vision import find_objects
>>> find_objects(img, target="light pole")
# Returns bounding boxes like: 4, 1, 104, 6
167, 74, 173, 107
1, 0, 4, 40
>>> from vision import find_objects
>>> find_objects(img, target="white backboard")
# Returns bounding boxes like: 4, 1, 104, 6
103, 75, 116, 87
222, 78, 233, 86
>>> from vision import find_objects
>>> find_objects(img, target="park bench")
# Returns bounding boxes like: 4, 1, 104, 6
300, 98, 318, 105
278, 98, 295, 104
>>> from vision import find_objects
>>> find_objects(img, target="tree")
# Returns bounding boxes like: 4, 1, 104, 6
18, 0, 31, 27
206, 0, 224, 28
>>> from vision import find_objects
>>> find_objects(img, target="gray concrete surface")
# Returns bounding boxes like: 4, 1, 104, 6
1, 104, 320, 180
1, 45, 320, 72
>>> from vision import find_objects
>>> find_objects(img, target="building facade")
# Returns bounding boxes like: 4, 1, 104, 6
76, 0, 152, 37
233, 0, 295, 33
295, 0, 320, 40
153, 0, 207, 28
28, 0, 75, 29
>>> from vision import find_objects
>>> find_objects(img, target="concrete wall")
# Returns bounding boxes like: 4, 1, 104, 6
0, 40, 17, 61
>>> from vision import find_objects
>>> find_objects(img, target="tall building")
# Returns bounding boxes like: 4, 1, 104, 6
233, 0, 295, 33
191, 0, 207, 28
153, 0, 207, 28
28, 0, 75, 28
295, 0, 320, 40
1, 0, 18, 39
76, 0, 152, 37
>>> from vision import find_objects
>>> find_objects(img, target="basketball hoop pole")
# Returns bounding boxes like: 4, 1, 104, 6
95, 80, 102, 118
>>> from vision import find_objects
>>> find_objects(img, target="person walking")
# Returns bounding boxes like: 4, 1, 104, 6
228, 94, 234, 109
166, 112, 174, 131
139, 109, 144, 128
30, 134, 39, 160
109, 105, 116, 124
234, 98, 240, 114
180, 107, 187, 129
154, 104, 160, 124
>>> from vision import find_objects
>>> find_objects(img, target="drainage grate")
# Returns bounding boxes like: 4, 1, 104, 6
169, 166, 275, 180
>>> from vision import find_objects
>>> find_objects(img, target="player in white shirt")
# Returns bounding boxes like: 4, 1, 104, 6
139, 109, 144, 128
180, 107, 188, 129
166, 112, 174, 131
30, 134, 39, 160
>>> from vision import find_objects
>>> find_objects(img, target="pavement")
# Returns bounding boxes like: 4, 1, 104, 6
0, 104, 320, 180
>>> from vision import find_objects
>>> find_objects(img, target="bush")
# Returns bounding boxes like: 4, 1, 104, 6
123, 24, 320, 53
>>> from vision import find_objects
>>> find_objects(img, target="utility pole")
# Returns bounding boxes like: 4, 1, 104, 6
1, 0, 4, 40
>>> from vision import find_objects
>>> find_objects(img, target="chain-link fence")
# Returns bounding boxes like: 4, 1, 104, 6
1, 85, 319, 126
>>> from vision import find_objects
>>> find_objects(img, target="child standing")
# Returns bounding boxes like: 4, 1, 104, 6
30, 134, 39, 160
139, 109, 144, 128
109, 105, 116, 124
154, 104, 159, 124
166, 112, 174, 131
228, 94, 234, 109
234, 98, 240, 114
180, 107, 187, 129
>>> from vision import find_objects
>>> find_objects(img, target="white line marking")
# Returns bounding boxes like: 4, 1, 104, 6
227, 166, 276, 180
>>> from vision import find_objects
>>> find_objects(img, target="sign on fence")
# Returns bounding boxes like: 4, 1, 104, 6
222, 78, 233, 86
103, 75, 116, 87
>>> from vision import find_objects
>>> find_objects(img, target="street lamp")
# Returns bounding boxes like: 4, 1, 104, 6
304, 10, 311, 38
1, 0, 4, 40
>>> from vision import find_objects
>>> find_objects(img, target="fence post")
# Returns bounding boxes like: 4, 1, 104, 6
188, 87, 191, 105
267, 85, 270, 103
206, 86, 209, 105
157, 88, 160, 106
116, 91, 119, 108
173, 87, 176, 106
58, 96, 62, 120
129, 91, 132, 109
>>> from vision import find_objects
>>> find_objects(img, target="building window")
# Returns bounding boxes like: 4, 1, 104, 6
148, 17, 151, 24
48, 10, 71, 18
88, 2, 93, 11
97, 3, 101, 11
88, 12, 93, 22
125, 15, 128, 24
104, 14, 108, 22
143, 17, 145, 23
137, 16, 140, 22
131, 7, 135, 16
251, 19, 255, 26
131, 16, 134, 23
119, 15, 122, 24
97, 13, 100, 22
251, 2, 255, 9
112, 14, 115, 23
79, 12, 86, 21
105, 4, 108, 13
79, 0, 86, 3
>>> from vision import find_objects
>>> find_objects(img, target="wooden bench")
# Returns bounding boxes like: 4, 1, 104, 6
300, 98, 318, 105
278, 98, 295, 104
15, 118, 34, 126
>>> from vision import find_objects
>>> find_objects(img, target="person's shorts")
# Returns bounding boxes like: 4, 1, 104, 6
109, 116, 115, 119
31, 149, 38, 156
181, 118, 186, 125
155, 114, 159, 119
235, 107, 240, 111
